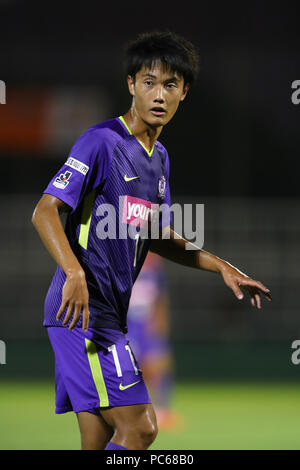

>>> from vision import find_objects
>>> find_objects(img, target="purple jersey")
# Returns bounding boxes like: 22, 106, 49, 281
43, 116, 171, 333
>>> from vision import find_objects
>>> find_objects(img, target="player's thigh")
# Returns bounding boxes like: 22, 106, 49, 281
76, 410, 113, 449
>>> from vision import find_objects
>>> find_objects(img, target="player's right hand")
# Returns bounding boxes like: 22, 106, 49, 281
56, 269, 90, 332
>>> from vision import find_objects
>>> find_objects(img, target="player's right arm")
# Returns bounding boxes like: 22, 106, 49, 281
32, 193, 90, 331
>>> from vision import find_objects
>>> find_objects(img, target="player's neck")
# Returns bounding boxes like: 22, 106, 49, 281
122, 109, 162, 152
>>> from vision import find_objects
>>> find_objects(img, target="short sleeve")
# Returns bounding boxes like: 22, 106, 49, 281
43, 129, 111, 211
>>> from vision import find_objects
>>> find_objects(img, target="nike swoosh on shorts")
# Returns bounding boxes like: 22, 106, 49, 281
119, 380, 141, 391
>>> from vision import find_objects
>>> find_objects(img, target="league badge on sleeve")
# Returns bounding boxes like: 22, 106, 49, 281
53, 170, 72, 189
158, 175, 166, 200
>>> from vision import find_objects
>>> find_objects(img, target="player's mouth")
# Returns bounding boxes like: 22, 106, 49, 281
150, 107, 166, 117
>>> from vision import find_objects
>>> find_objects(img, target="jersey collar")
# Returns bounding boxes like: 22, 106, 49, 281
118, 116, 155, 157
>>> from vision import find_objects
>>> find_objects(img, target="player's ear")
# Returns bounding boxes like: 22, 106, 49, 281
180, 83, 190, 101
127, 75, 135, 97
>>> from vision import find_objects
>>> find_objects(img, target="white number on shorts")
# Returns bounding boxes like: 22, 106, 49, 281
125, 344, 139, 375
108, 343, 139, 377
107, 344, 122, 377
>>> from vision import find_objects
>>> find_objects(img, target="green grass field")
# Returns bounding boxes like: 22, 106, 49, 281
1, 380, 300, 450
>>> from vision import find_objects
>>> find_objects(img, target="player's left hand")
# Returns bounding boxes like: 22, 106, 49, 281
220, 263, 272, 308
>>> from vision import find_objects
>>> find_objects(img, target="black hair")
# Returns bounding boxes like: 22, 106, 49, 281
123, 31, 200, 87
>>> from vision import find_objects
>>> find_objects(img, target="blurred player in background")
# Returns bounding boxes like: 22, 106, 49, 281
126, 252, 183, 431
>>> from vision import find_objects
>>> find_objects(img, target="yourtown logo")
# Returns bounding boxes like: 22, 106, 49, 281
122, 195, 159, 228
0, 81, 6, 104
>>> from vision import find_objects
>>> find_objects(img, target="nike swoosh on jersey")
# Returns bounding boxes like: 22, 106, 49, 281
119, 380, 141, 391
124, 174, 140, 182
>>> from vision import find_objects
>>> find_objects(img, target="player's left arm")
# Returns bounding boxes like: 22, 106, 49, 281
150, 227, 272, 309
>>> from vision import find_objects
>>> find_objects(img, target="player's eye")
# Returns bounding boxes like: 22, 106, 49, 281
145, 80, 153, 86
166, 83, 176, 88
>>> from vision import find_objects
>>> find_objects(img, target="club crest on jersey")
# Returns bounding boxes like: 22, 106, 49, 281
158, 176, 166, 200
53, 170, 72, 189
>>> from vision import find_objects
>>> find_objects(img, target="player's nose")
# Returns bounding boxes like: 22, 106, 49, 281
153, 85, 164, 102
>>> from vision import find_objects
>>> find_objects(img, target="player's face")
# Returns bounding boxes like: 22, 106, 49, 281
127, 63, 189, 127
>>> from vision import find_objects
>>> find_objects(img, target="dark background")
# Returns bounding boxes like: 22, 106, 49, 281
1, 0, 300, 197
0, 0, 300, 380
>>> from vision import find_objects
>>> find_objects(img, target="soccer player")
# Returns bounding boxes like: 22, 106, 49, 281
32, 31, 271, 451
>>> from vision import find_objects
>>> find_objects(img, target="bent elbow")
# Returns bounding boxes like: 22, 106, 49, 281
31, 198, 47, 228
31, 204, 40, 228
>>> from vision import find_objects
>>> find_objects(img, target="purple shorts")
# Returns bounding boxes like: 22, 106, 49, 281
47, 326, 152, 415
